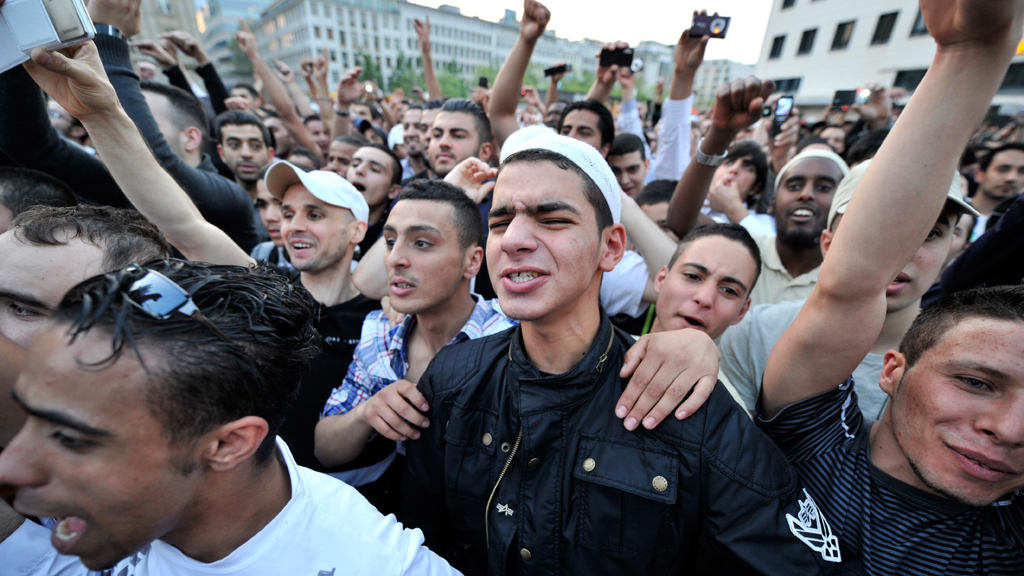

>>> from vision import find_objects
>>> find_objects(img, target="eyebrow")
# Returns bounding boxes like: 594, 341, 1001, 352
489, 201, 581, 220
945, 361, 1010, 380
11, 391, 113, 437
681, 262, 749, 294
383, 224, 442, 235
0, 289, 51, 312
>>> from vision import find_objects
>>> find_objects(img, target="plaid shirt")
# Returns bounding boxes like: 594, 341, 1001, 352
322, 297, 516, 417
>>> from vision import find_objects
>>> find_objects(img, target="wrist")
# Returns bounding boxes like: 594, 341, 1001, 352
702, 127, 736, 155
724, 204, 750, 223
79, 104, 133, 131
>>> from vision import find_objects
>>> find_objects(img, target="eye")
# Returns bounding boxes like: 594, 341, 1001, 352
682, 272, 701, 282
926, 227, 942, 240
7, 302, 41, 319
721, 286, 740, 297
384, 237, 396, 249
489, 220, 510, 231
959, 376, 990, 391
51, 431, 94, 451
415, 240, 431, 248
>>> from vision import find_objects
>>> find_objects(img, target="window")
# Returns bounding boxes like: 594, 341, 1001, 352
871, 12, 899, 45
1000, 63, 1024, 91
797, 29, 817, 55
157, 0, 172, 15
386, 57, 392, 67
327, 28, 333, 40
894, 69, 927, 91
310, 3, 318, 16
343, 53, 349, 67
281, 32, 295, 49
277, 14, 286, 28
340, 31, 346, 46
769, 35, 785, 59
330, 50, 336, 62
782, 0, 795, 8
384, 37, 390, 48
774, 77, 802, 93
831, 21, 855, 50
314, 26, 321, 39
910, 10, 928, 37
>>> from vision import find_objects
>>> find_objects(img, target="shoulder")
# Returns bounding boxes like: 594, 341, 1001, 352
422, 328, 515, 396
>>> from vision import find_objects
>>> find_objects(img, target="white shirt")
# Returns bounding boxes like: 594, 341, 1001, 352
600, 250, 649, 318
1, 439, 460, 576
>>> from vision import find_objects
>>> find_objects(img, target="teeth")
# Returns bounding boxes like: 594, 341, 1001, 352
793, 209, 813, 217
292, 243, 313, 249
395, 283, 413, 288
54, 518, 82, 542
509, 272, 539, 283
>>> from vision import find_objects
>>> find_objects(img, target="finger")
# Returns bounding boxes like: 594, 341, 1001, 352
674, 374, 717, 420
378, 404, 422, 439
742, 77, 761, 109
624, 360, 676, 431
729, 78, 745, 112
369, 410, 415, 441
28, 47, 82, 79
239, 20, 253, 33
760, 79, 777, 100
398, 384, 430, 413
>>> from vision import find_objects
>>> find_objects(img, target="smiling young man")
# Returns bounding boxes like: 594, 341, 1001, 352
250, 167, 293, 270
400, 105, 428, 180
0, 260, 459, 575
314, 180, 515, 513
400, 134, 842, 575
752, 2, 1024, 572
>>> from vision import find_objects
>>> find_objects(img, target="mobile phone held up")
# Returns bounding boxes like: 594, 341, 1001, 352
769, 95, 794, 140
544, 63, 572, 77
599, 47, 634, 69
690, 14, 730, 38
0, 0, 95, 73
479, 76, 489, 89
831, 89, 871, 111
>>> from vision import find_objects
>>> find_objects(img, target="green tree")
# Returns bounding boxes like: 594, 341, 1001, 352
387, 51, 424, 95
358, 50, 386, 91
436, 60, 469, 98
228, 36, 252, 78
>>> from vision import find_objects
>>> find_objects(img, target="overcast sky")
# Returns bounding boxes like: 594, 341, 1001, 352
413, 0, 773, 64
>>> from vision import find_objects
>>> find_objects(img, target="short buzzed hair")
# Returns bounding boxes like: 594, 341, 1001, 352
0, 167, 76, 221
439, 99, 492, 146
398, 179, 483, 249
609, 133, 646, 161
140, 81, 210, 139
359, 143, 403, 186
667, 223, 762, 293
11, 205, 172, 272
635, 180, 676, 207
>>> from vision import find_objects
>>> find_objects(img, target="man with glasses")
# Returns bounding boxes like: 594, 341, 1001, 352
0, 260, 459, 575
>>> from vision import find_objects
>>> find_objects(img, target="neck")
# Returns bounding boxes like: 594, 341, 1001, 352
164, 454, 291, 563
971, 191, 1001, 216
520, 285, 603, 374
410, 286, 477, 353
367, 202, 388, 228
184, 151, 202, 169
239, 180, 258, 201
300, 256, 359, 306
871, 300, 921, 355
408, 153, 426, 173
774, 238, 824, 278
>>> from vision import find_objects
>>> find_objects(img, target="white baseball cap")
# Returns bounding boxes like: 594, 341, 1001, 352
388, 124, 404, 150
501, 132, 621, 224
264, 160, 369, 223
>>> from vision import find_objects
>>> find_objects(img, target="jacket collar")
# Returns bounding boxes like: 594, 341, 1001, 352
507, 312, 619, 413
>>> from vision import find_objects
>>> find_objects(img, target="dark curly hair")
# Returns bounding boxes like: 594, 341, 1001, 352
52, 260, 322, 465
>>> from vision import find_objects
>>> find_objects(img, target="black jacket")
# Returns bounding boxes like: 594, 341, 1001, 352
403, 318, 843, 576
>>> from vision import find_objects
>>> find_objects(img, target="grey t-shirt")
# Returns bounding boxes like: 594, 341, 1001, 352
720, 299, 889, 420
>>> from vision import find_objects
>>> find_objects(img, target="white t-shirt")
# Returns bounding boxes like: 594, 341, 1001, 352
600, 250, 649, 318
1, 439, 460, 576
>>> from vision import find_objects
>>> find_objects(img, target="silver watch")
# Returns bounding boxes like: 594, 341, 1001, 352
694, 138, 728, 167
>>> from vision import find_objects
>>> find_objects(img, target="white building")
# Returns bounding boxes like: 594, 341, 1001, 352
754, 0, 1024, 119
693, 60, 756, 110
251, 0, 670, 98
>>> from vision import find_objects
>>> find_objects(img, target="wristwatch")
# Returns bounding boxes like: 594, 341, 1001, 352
694, 137, 728, 167
93, 24, 126, 42
333, 107, 351, 116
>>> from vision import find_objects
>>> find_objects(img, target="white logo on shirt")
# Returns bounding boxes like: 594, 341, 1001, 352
787, 489, 842, 563
496, 503, 514, 517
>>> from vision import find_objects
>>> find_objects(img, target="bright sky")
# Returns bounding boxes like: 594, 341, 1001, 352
412, 0, 773, 64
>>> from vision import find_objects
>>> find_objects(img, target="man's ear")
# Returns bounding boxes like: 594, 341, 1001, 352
599, 223, 627, 273
879, 350, 907, 399
268, 147, 276, 161
200, 416, 270, 472
653, 265, 669, 294
730, 298, 753, 326
388, 183, 402, 201
183, 126, 203, 154
479, 141, 495, 164
600, 143, 611, 159
820, 228, 834, 259
217, 143, 226, 163
349, 219, 368, 247
464, 245, 484, 279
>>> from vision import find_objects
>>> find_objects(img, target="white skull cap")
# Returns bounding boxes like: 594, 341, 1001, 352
502, 132, 621, 224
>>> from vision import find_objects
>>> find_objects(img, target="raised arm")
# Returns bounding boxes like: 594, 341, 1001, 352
161, 30, 229, 114
23, 42, 255, 268
272, 59, 315, 118
761, 0, 1024, 417
488, 0, 550, 149
620, 191, 675, 280
666, 77, 774, 238
311, 49, 335, 127
585, 41, 627, 104
414, 17, 443, 102
236, 24, 323, 160
330, 66, 364, 140
544, 60, 567, 110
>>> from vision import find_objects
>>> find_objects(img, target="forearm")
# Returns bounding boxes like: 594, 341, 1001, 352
648, 94, 693, 182
489, 36, 537, 147
315, 78, 334, 125
82, 109, 254, 266
421, 48, 442, 101
545, 78, 559, 109
196, 62, 229, 115
586, 79, 613, 103
666, 126, 733, 237
313, 409, 375, 467
351, 236, 389, 300
621, 192, 676, 279
822, 45, 1018, 301
163, 65, 190, 93
618, 98, 651, 160
668, 67, 695, 101
330, 105, 352, 140
286, 81, 315, 118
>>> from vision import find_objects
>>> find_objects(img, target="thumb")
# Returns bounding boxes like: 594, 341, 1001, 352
620, 335, 649, 378
29, 47, 79, 79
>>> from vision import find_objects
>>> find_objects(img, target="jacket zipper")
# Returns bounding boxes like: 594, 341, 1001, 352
484, 427, 522, 548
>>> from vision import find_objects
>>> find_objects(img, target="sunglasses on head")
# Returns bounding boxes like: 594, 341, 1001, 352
122, 266, 231, 343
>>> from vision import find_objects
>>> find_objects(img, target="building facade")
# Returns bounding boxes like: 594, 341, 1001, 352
693, 59, 756, 110
754, 0, 1024, 119
249, 0, 671, 99
137, 0, 202, 43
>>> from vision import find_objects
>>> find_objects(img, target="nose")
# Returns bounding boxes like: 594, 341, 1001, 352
796, 182, 814, 202
691, 282, 716, 309
977, 395, 1024, 448
499, 214, 538, 256
386, 239, 409, 270
266, 203, 282, 224
0, 427, 48, 490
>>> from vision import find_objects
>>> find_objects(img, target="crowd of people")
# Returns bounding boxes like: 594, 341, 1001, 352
0, 0, 1023, 574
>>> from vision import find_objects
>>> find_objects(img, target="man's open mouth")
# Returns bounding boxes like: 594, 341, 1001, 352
508, 272, 539, 283
52, 516, 88, 553
681, 315, 705, 328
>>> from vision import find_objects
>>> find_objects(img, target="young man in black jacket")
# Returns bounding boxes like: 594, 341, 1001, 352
401, 129, 843, 575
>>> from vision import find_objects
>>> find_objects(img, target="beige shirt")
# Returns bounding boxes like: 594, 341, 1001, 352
747, 235, 819, 307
